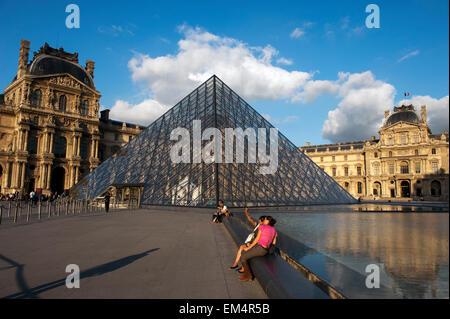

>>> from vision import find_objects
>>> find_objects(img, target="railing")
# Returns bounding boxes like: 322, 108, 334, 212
0, 198, 114, 226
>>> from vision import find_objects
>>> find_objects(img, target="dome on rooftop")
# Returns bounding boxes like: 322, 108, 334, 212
27, 43, 95, 89
384, 105, 422, 127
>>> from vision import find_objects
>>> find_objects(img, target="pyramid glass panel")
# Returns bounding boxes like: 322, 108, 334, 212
72, 75, 356, 207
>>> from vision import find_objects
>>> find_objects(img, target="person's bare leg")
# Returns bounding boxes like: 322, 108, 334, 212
231, 245, 246, 267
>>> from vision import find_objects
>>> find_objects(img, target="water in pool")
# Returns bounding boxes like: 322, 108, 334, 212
245, 205, 448, 299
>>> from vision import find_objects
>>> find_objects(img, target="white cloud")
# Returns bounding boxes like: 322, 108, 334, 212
290, 28, 305, 39
292, 80, 340, 103
398, 50, 420, 63
321, 71, 397, 142
397, 95, 449, 134
276, 57, 293, 65
108, 99, 170, 126
97, 24, 136, 37
128, 26, 311, 105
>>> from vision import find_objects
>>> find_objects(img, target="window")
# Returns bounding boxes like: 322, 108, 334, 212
431, 148, 436, 155
344, 155, 348, 161
432, 162, 438, 173
374, 152, 378, 158
357, 182, 363, 194
344, 167, 349, 176
415, 149, 419, 156
58, 95, 67, 112
344, 182, 349, 190
27, 134, 38, 154
415, 162, 421, 174
400, 162, 409, 174
389, 151, 393, 157
332, 156, 335, 162
114, 133, 119, 141
414, 134, 420, 143
400, 135, 407, 144
320, 157, 324, 162
31, 89, 42, 107
388, 136, 394, 145
389, 163, 395, 174
357, 166, 362, 176
373, 163, 380, 175
332, 167, 337, 177
80, 100, 89, 116
80, 138, 89, 159
53, 136, 67, 158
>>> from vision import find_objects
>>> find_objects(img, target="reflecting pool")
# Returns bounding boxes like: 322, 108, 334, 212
246, 206, 449, 299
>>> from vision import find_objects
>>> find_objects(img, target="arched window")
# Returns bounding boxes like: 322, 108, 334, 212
389, 151, 393, 157
58, 95, 67, 112
80, 100, 89, 116
400, 161, 409, 174
431, 180, 441, 197
53, 136, 67, 158
31, 89, 42, 107
373, 163, 380, 175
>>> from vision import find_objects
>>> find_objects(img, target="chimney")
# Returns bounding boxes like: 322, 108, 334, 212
384, 110, 390, 118
85, 60, 95, 78
100, 109, 110, 121
306, 142, 311, 146
17, 39, 30, 79
421, 105, 427, 123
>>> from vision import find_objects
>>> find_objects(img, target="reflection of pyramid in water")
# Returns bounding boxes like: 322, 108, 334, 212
72, 75, 356, 206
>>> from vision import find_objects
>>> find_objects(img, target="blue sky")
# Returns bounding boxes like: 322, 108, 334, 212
0, 0, 448, 146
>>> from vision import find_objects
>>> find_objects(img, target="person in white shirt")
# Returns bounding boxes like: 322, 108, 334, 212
212, 200, 229, 223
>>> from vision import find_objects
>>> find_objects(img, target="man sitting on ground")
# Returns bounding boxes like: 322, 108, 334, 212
212, 200, 229, 223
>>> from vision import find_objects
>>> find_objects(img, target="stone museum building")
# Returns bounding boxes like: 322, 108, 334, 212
0, 40, 144, 196
300, 105, 449, 201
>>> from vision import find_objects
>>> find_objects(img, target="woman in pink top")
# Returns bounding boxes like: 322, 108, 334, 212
238, 216, 277, 282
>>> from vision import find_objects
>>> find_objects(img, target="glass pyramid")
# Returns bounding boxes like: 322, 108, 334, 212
72, 75, 356, 207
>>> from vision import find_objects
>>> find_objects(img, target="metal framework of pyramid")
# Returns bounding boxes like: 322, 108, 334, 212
72, 75, 356, 207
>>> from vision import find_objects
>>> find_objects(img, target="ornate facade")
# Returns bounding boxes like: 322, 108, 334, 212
300, 105, 449, 201
0, 40, 144, 196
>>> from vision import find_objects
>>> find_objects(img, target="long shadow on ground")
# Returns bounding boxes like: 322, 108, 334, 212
0, 248, 160, 299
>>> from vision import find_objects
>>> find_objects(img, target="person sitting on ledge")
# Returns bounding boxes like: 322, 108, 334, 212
230, 208, 268, 271
212, 200, 229, 223
238, 216, 277, 282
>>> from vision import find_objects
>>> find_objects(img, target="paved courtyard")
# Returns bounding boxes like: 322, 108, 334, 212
0, 207, 266, 299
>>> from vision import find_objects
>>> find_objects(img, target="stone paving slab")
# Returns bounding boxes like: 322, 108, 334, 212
0, 208, 266, 299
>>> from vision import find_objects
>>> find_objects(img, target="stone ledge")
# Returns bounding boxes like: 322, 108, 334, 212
223, 216, 329, 299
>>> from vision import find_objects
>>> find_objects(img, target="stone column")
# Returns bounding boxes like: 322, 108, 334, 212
75, 166, 79, 184
20, 162, 25, 188
49, 133, 54, 153
46, 164, 51, 189
72, 135, 78, 156
22, 129, 29, 151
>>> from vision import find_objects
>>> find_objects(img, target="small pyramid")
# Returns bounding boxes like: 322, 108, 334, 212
72, 75, 356, 206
